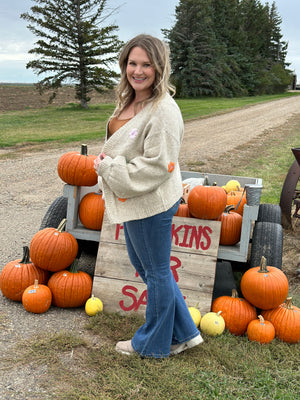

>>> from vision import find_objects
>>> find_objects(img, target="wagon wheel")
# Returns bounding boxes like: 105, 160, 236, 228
257, 203, 282, 224
249, 221, 283, 270
279, 152, 300, 229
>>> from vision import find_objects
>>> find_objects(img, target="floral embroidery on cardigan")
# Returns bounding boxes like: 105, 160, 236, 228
168, 162, 175, 173
118, 197, 127, 202
129, 128, 138, 138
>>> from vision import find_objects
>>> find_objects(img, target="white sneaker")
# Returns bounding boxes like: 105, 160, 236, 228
115, 340, 135, 356
170, 334, 204, 355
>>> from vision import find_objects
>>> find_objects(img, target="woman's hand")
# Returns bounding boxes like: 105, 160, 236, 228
94, 152, 106, 171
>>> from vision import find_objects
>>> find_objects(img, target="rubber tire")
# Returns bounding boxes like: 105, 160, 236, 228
249, 221, 283, 270
40, 196, 68, 230
212, 261, 236, 300
257, 203, 282, 224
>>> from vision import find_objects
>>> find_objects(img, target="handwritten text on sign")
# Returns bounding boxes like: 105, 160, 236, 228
93, 216, 221, 315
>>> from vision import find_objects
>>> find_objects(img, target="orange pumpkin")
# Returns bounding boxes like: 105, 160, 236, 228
246, 315, 275, 344
79, 191, 105, 230
30, 219, 78, 272
212, 289, 257, 335
217, 205, 242, 245
22, 279, 52, 314
226, 190, 247, 216
188, 185, 227, 220
57, 144, 98, 186
47, 259, 92, 308
240, 256, 289, 310
174, 203, 191, 218
0, 246, 49, 302
262, 297, 300, 343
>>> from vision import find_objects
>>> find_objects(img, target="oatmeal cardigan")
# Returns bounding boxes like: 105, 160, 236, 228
97, 93, 184, 224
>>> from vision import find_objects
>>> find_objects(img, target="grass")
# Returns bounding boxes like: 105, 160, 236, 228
8, 313, 300, 400
1, 92, 300, 148
2, 93, 300, 399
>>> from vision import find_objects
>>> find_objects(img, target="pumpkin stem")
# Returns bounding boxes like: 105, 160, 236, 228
69, 258, 80, 274
34, 279, 39, 289
225, 205, 235, 213
258, 256, 269, 273
56, 218, 67, 232
20, 246, 31, 264
231, 289, 239, 298
258, 315, 265, 324
284, 297, 293, 310
81, 144, 88, 156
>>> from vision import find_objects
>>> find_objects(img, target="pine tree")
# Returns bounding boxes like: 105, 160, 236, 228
21, 0, 123, 108
164, 0, 242, 97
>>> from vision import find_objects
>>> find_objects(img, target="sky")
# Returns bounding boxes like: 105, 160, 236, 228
0, 0, 299, 84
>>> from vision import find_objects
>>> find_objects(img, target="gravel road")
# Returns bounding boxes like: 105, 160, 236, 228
0, 95, 300, 399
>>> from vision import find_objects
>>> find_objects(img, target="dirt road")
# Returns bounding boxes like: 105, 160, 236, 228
0, 95, 299, 399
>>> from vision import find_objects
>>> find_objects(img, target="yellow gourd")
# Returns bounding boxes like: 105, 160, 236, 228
188, 307, 201, 327
224, 179, 241, 193
85, 295, 103, 316
200, 311, 225, 336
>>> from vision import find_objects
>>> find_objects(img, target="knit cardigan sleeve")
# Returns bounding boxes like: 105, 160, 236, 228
98, 95, 183, 200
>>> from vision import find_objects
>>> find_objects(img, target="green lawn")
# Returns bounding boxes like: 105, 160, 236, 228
1, 92, 299, 148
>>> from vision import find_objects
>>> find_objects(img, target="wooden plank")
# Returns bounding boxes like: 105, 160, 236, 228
96, 242, 216, 291
92, 215, 221, 316
99, 215, 221, 256
92, 276, 214, 315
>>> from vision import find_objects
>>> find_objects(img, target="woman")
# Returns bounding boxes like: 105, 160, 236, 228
94, 34, 203, 358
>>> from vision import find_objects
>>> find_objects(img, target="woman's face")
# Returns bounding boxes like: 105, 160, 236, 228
126, 46, 155, 98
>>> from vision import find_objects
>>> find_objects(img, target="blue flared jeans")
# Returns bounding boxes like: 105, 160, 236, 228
123, 199, 200, 358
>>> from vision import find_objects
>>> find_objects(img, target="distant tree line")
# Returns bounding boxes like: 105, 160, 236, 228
21, 0, 293, 107
163, 0, 293, 97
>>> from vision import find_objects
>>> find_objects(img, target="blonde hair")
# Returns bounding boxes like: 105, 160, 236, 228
115, 34, 175, 116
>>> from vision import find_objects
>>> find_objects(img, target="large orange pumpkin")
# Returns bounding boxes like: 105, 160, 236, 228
188, 185, 227, 220
226, 190, 247, 216
30, 219, 78, 272
262, 297, 300, 343
79, 191, 105, 230
47, 259, 92, 308
22, 279, 52, 314
212, 289, 257, 335
57, 144, 98, 186
240, 256, 289, 310
217, 205, 242, 245
0, 246, 49, 302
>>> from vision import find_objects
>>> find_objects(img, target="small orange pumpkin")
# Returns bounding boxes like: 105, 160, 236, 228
211, 289, 257, 336
22, 279, 52, 314
79, 191, 105, 230
188, 185, 227, 220
0, 246, 49, 302
240, 256, 289, 310
262, 297, 300, 343
47, 258, 92, 308
246, 315, 275, 344
57, 144, 98, 186
217, 205, 242, 245
226, 190, 247, 216
174, 203, 191, 218
30, 219, 78, 272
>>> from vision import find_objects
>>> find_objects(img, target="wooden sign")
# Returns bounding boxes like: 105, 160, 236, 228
92, 215, 221, 316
